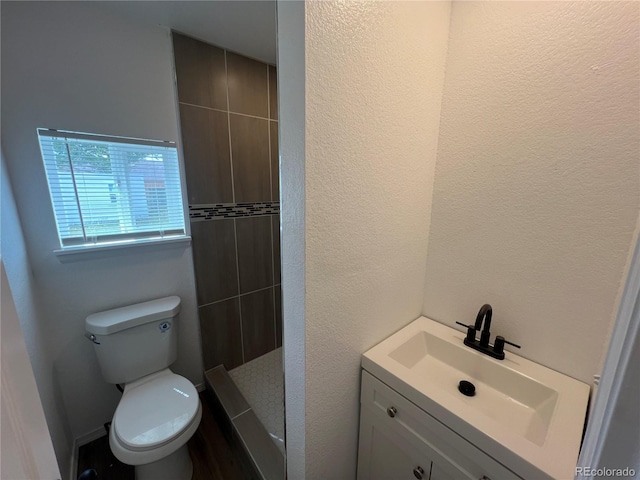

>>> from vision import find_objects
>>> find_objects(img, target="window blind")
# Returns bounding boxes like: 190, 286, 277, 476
37, 129, 186, 247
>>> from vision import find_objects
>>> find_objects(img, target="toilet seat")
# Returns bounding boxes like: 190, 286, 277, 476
113, 370, 199, 452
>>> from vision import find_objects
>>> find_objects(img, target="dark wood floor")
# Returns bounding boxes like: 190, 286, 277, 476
189, 392, 247, 479
77, 392, 246, 480
77, 434, 133, 480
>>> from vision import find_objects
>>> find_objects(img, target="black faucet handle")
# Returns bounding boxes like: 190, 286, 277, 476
503, 338, 521, 349
455, 321, 475, 329
493, 336, 521, 356
456, 322, 477, 343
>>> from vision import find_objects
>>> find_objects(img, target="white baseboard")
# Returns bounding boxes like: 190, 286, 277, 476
69, 447, 76, 480
76, 425, 109, 448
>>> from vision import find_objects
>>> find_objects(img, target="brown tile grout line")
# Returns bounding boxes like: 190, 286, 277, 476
229, 407, 252, 421
233, 218, 245, 365
267, 63, 271, 132
179, 100, 278, 124
198, 284, 282, 310
267, 63, 273, 204
224, 51, 236, 205
267, 63, 279, 350
271, 219, 278, 349
225, 49, 245, 365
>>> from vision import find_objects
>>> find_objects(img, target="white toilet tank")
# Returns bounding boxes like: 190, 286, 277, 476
86, 296, 181, 384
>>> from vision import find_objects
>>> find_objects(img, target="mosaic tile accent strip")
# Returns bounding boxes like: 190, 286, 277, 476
229, 348, 285, 454
190, 202, 279, 221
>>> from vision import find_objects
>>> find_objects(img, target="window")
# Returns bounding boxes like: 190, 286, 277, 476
37, 129, 186, 249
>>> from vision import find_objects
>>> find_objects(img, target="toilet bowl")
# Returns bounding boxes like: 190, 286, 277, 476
86, 296, 201, 480
109, 370, 202, 480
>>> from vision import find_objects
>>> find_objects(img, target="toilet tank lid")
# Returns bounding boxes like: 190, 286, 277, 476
85, 296, 181, 335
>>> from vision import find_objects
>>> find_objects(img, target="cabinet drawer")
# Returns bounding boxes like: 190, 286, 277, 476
361, 370, 522, 480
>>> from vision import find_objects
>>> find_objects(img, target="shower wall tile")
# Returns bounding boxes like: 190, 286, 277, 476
240, 288, 276, 362
226, 52, 268, 118
173, 33, 227, 110
174, 32, 282, 368
236, 216, 273, 294
270, 121, 279, 201
272, 214, 281, 286
274, 285, 282, 348
180, 104, 233, 204
191, 219, 238, 304
268, 65, 278, 120
230, 114, 271, 203
199, 298, 243, 370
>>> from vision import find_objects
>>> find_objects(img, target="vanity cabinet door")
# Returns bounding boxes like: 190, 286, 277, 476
429, 464, 457, 480
357, 406, 433, 480
430, 461, 496, 480
359, 371, 523, 480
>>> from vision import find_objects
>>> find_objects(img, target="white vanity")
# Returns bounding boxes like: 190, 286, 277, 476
357, 317, 590, 480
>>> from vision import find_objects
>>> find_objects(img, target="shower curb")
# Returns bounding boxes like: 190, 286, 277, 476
205, 366, 284, 480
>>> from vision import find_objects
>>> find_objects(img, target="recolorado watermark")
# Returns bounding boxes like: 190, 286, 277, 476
576, 467, 636, 478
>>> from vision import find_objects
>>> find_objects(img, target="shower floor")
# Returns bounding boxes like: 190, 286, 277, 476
229, 347, 285, 454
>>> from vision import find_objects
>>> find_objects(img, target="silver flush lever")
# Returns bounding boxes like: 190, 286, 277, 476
84, 332, 100, 345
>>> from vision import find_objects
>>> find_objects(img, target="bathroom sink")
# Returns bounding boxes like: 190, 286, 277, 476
388, 329, 558, 446
362, 317, 590, 479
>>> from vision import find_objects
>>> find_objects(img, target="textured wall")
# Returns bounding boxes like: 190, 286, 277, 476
1, 2, 202, 443
276, 1, 307, 478
299, 2, 452, 477
423, 2, 640, 383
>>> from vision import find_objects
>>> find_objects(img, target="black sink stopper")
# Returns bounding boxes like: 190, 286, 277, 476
458, 380, 476, 397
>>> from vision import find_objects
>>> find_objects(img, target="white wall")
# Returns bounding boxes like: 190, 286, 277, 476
1, 1, 202, 445
280, 2, 452, 477
1, 153, 72, 477
277, 1, 306, 479
1, 261, 61, 480
423, 1, 640, 384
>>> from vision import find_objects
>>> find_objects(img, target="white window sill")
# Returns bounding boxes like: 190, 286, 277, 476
54, 235, 191, 262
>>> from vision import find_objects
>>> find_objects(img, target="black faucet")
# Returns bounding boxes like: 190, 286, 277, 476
474, 304, 493, 348
456, 304, 521, 360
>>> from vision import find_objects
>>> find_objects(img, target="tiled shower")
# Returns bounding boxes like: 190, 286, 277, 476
172, 32, 282, 372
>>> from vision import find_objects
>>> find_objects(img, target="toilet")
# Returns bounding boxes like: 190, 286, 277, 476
85, 296, 201, 480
